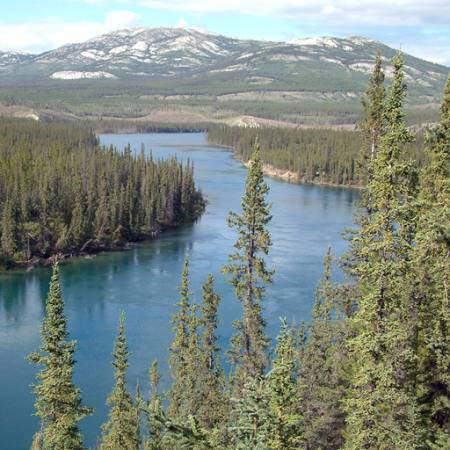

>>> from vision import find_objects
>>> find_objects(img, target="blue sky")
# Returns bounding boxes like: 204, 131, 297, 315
2, 0, 449, 65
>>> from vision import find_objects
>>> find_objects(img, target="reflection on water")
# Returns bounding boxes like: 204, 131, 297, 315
0, 133, 359, 449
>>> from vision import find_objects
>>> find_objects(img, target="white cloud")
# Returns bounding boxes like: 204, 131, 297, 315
1, 1, 448, 64
105, 10, 139, 28
135, 0, 450, 64
137, 0, 450, 27
0, 10, 140, 53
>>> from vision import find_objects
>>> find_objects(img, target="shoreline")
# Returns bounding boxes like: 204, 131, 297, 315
1, 233, 160, 273
206, 138, 364, 190
258, 162, 364, 189
1, 208, 206, 273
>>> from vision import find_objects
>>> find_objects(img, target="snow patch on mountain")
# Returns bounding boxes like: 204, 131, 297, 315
320, 56, 344, 66
110, 46, 129, 55
292, 37, 339, 48
132, 41, 148, 52
50, 71, 117, 80
81, 50, 107, 60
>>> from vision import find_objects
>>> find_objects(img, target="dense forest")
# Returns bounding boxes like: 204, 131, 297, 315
92, 120, 209, 135
28, 54, 449, 450
0, 120, 204, 269
208, 123, 426, 187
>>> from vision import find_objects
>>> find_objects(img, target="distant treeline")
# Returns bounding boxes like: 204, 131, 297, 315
0, 119, 204, 269
91, 119, 209, 134
208, 125, 426, 186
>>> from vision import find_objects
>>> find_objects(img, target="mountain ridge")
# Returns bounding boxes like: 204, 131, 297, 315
0, 27, 447, 126
2, 27, 447, 80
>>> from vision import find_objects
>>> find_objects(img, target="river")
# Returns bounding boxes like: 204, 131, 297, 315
0, 133, 359, 450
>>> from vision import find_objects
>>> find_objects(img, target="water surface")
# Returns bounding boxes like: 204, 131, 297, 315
0, 133, 358, 449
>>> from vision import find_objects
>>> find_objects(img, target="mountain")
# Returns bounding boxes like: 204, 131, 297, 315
34, 28, 259, 79
0, 28, 448, 126
0, 51, 34, 68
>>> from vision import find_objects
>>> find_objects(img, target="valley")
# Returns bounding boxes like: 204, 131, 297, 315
0, 13, 449, 448
0, 132, 359, 450
0, 28, 447, 126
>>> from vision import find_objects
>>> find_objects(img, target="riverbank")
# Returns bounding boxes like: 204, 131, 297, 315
215, 139, 363, 188
1, 206, 206, 273
242, 159, 364, 189
206, 128, 368, 189
0, 231, 160, 272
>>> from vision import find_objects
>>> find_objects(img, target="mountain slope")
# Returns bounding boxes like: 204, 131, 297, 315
3, 28, 264, 80
0, 51, 34, 68
0, 28, 447, 126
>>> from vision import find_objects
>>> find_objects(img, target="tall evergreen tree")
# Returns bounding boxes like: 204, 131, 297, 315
265, 318, 301, 450
196, 275, 227, 431
168, 258, 193, 419
354, 50, 387, 230
99, 313, 140, 450
297, 249, 347, 450
144, 360, 165, 450
1, 198, 18, 259
223, 141, 273, 383
28, 262, 91, 450
344, 53, 421, 449
230, 377, 270, 450
360, 50, 386, 163
414, 75, 450, 447
184, 301, 202, 419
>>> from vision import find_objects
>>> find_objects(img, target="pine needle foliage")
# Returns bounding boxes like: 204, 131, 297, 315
28, 262, 91, 450
344, 53, 422, 450
196, 275, 228, 431
413, 74, 450, 447
360, 50, 386, 164
265, 318, 302, 450
229, 377, 271, 450
297, 249, 348, 450
223, 141, 273, 383
168, 258, 194, 420
99, 312, 140, 450
144, 360, 165, 450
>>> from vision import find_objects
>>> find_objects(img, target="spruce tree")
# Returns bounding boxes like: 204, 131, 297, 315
184, 301, 202, 419
230, 377, 270, 450
223, 141, 273, 383
1, 198, 18, 259
354, 50, 386, 238
99, 312, 140, 450
28, 262, 91, 450
344, 53, 421, 449
134, 383, 143, 449
168, 258, 193, 419
297, 249, 347, 450
414, 75, 450, 446
196, 275, 227, 431
360, 50, 386, 164
144, 360, 164, 450
265, 318, 301, 450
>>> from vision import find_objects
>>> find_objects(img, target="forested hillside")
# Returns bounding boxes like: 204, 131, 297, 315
0, 28, 447, 126
0, 120, 204, 269
27, 56, 449, 449
208, 124, 425, 186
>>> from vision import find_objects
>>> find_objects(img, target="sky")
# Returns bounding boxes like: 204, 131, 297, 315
1, 0, 449, 65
